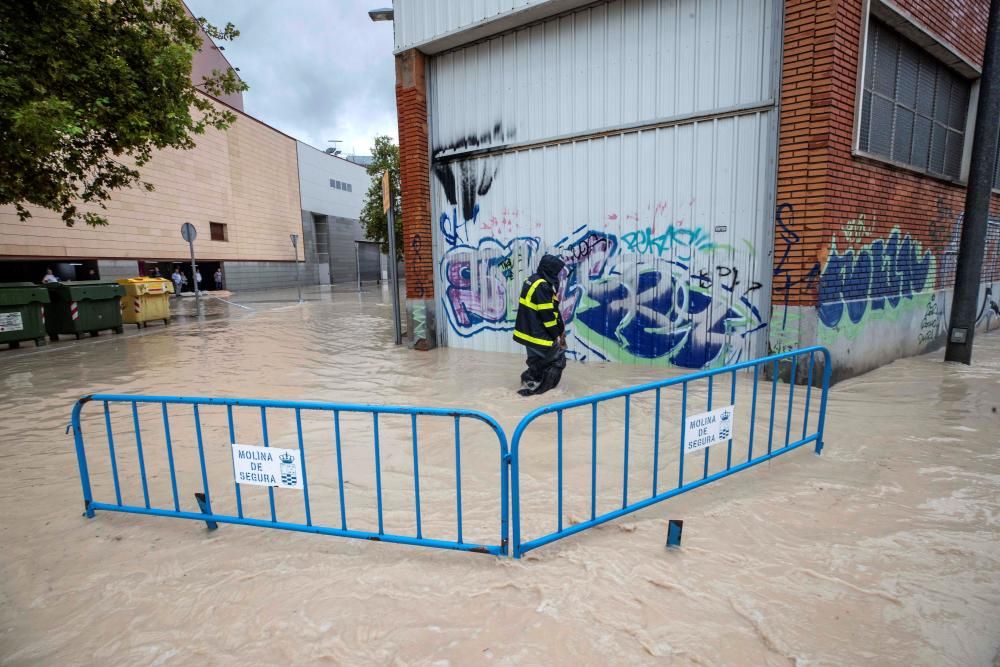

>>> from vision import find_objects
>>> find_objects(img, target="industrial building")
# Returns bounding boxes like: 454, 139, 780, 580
392, 0, 1000, 380
0, 15, 375, 292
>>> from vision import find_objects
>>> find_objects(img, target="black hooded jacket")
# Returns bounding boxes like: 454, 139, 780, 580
513, 254, 566, 349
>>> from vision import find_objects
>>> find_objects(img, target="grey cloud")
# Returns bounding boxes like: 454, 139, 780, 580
185, 0, 397, 155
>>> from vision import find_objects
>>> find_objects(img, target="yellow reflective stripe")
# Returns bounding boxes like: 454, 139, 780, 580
514, 330, 554, 347
518, 298, 554, 310
524, 278, 546, 303
543, 317, 559, 328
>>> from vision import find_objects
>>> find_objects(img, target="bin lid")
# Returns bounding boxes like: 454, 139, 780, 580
117, 277, 174, 295
0, 283, 50, 306
45, 281, 126, 300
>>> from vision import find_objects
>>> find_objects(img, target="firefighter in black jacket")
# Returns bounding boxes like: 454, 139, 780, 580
513, 254, 567, 396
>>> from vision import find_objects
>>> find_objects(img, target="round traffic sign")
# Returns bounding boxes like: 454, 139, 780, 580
181, 222, 197, 242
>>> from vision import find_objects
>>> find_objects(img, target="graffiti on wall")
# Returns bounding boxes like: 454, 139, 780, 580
818, 227, 935, 332
438, 217, 768, 368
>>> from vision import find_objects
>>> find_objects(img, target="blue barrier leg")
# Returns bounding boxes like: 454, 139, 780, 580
103, 401, 123, 506
295, 409, 313, 527
131, 402, 151, 509
652, 388, 661, 497
227, 405, 243, 518
679, 383, 688, 488
557, 409, 563, 533
410, 414, 423, 539
803, 351, 815, 441
161, 404, 180, 512
768, 361, 778, 454
815, 349, 832, 454
622, 394, 630, 509
71, 400, 95, 518
785, 356, 797, 447
194, 492, 218, 531
726, 370, 736, 470
666, 519, 683, 548
704, 376, 713, 479
193, 405, 214, 518
454, 416, 463, 544
748, 364, 759, 463
590, 402, 598, 521
373, 413, 384, 535
333, 410, 348, 529
260, 406, 277, 522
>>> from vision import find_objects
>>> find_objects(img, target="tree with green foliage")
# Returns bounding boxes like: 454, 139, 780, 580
360, 135, 403, 258
0, 0, 248, 227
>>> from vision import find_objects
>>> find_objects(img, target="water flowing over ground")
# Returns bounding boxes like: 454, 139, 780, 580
1, 286, 999, 666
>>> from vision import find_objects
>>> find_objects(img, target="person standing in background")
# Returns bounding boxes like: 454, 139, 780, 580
41, 268, 59, 283
214, 268, 223, 290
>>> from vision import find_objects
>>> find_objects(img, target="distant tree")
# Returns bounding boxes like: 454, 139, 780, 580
359, 135, 402, 258
0, 0, 248, 227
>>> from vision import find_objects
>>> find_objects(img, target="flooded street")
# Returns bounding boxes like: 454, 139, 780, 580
2, 285, 999, 666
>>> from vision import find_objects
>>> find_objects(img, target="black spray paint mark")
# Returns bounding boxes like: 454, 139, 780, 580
432, 122, 511, 158
434, 161, 498, 222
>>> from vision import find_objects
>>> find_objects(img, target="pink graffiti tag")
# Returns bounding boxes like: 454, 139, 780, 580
445, 258, 508, 327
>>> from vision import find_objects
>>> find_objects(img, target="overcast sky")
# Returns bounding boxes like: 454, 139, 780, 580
186, 0, 398, 157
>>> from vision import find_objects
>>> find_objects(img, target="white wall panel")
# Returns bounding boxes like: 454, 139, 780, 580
427, 0, 778, 369
395, 0, 550, 52
428, 0, 775, 157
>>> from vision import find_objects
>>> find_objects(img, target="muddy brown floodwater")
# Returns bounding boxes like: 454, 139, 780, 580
1, 286, 999, 666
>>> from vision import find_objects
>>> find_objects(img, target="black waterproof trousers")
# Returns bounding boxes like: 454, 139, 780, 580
519, 346, 566, 395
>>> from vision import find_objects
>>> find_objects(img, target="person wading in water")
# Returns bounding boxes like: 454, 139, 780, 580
513, 254, 567, 396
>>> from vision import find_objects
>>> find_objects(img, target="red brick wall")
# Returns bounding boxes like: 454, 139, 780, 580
893, 0, 990, 64
773, 0, 838, 308
775, 0, 1000, 311
395, 49, 434, 301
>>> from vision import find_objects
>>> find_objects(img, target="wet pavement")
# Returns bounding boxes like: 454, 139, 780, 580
1, 284, 999, 665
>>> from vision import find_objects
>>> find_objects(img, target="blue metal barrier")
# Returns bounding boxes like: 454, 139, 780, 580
510, 346, 832, 558
70, 395, 510, 555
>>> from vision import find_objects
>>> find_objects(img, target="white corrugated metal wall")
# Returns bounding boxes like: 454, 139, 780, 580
428, 0, 780, 368
395, 0, 551, 52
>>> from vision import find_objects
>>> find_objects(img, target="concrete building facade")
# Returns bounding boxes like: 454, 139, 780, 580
0, 13, 373, 293
296, 142, 379, 287
392, 0, 1000, 379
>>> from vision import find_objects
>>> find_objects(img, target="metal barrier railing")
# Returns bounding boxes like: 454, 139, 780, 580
510, 346, 831, 558
70, 395, 510, 555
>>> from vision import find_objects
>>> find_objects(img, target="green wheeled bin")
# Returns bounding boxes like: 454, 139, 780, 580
45, 281, 126, 341
0, 283, 50, 350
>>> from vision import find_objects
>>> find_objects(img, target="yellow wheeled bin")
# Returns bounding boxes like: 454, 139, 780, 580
117, 277, 174, 329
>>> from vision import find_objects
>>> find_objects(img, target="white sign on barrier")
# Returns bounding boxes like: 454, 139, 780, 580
0, 312, 24, 332
684, 405, 735, 454
231, 443, 303, 490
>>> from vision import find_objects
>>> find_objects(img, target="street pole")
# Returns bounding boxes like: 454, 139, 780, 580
189, 243, 198, 301
945, 0, 1000, 364
180, 222, 199, 303
355, 241, 362, 292
290, 234, 302, 303
384, 171, 402, 345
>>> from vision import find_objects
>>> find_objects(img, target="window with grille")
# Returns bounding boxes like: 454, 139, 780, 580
858, 19, 971, 180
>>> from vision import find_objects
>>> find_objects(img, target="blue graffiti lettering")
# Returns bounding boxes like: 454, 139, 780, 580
818, 229, 934, 328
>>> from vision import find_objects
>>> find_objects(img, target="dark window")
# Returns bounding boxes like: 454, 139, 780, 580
210, 222, 228, 242
859, 19, 970, 180
346, 183, 352, 192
